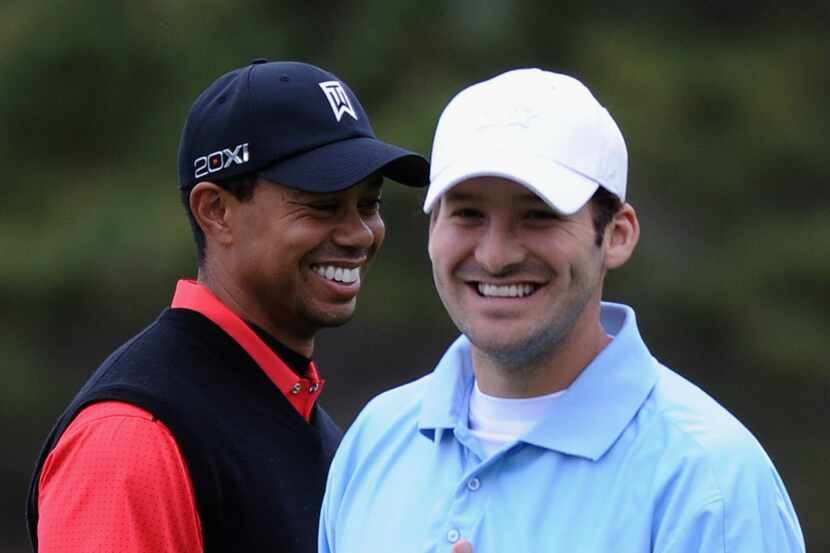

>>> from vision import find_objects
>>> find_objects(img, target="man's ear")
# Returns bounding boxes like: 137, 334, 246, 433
189, 182, 234, 247
604, 203, 640, 270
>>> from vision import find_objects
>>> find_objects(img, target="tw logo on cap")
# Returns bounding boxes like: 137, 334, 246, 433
319, 81, 358, 122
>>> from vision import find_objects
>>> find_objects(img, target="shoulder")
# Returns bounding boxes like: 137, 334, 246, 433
83, 308, 234, 393
40, 401, 184, 487
37, 401, 203, 552
345, 374, 431, 446
327, 374, 431, 475
321, 373, 433, 528
362, 373, 432, 415
641, 364, 803, 548
68, 400, 158, 425
84, 312, 180, 382
649, 364, 768, 472
106, 309, 210, 359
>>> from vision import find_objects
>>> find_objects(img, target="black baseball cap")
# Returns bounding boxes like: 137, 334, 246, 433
178, 59, 429, 191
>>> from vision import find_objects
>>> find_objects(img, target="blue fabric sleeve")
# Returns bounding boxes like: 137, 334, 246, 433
654, 480, 805, 552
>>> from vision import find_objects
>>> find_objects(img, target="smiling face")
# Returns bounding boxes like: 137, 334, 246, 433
208, 174, 385, 352
428, 177, 608, 370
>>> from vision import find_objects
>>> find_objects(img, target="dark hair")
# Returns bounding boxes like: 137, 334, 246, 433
588, 186, 623, 247
180, 174, 260, 264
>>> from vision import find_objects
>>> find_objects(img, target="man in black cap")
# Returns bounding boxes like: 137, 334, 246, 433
26, 60, 428, 553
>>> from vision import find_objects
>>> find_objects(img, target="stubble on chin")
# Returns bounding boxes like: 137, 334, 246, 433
468, 318, 573, 379
463, 281, 595, 379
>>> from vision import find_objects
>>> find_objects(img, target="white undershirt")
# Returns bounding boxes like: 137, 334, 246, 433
468, 381, 567, 459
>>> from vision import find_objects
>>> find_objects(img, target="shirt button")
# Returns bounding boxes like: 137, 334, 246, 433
467, 477, 481, 491
290, 382, 303, 394
309, 383, 319, 393
446, 529, 460, 543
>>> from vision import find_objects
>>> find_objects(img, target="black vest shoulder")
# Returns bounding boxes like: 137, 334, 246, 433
27, 308, 342, 553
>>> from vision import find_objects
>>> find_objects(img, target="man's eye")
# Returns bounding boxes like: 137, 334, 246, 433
360, 198, 383, 213
525, 210, 559, 221
451, 208, 483, 219
308, 202, 339, 213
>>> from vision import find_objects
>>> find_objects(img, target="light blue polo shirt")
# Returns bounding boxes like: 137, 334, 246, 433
320, 303, 804, 553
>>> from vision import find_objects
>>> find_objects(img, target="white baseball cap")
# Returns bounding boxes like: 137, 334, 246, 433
424, 68, 627, 214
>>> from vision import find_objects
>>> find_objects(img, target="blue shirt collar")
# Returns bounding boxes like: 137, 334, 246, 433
418, 302, 658, 461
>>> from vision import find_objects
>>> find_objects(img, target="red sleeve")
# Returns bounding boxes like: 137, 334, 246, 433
37, 401, 203, 553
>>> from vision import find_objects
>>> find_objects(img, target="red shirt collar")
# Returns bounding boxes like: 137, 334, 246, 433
170, 279, 324, 422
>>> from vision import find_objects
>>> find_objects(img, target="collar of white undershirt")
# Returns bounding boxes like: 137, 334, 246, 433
468, 380, 567, 458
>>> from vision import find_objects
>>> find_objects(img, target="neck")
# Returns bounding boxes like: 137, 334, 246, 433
196, 265, 315, 358
472, 302, 610, 399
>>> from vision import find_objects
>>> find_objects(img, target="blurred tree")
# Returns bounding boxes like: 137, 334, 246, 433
1, 1, 827, 551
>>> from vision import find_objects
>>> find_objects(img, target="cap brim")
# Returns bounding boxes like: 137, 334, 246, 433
259, 136, 429, 192
424, 151, 599, 215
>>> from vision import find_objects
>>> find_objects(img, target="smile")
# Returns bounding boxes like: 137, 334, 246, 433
311, 264, 360, 284
475, 282, 539, 298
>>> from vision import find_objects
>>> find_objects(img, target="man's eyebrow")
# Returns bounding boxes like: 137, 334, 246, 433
364, 177, 383, 193
284, 188, 336, 203
284, 188, 316, 201
444, 190, 548, 204
443, 190, 479, 202
367, 173, 384, 187
516, 192, 550, 205
358, 173, 384, 194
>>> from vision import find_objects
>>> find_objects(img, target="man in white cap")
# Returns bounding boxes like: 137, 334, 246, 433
318, 69, 805, 553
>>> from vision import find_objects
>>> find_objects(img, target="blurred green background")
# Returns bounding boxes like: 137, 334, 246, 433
2, 1, 828, 551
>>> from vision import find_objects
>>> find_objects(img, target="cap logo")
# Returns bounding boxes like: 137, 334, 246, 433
194, 142, 249, 179
477, 105, 539, 132
319, 81, 358, 122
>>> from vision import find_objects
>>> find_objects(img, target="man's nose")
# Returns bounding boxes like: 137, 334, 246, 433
332, 208, 376, 249
474, 221, 526, 275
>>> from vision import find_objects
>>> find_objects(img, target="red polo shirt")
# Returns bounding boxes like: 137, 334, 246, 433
37, 280, 324, 553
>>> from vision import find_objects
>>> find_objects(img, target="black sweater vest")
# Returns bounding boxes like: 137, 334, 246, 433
27, 308, 342, 552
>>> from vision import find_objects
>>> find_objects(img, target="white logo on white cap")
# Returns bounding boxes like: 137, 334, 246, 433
477, 105, 539, 131
319, 81, 358, 122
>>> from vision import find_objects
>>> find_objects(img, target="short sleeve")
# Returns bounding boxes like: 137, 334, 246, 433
654, 464, 805, 553
656, 498, 726, 553
37, 401, 203, 553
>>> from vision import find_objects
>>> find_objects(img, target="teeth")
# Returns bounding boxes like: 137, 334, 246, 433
312, 265, 360, 284
477, 283, 536, 298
